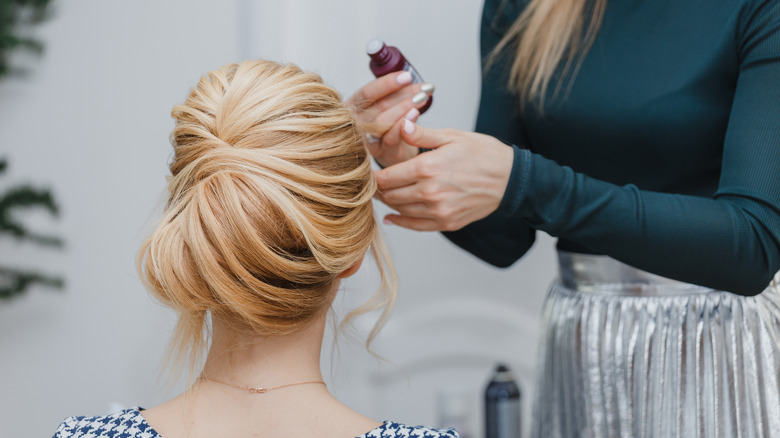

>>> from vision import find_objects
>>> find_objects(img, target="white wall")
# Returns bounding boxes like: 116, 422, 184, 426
0, 2, 556, 438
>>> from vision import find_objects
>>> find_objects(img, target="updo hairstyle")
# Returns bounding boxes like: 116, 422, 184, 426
138, 60, 395, 372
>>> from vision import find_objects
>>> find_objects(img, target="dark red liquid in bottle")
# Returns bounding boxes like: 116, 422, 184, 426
367, 39, 432, 114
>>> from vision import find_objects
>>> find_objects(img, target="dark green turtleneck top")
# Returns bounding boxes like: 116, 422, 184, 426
444, 0, 780, 295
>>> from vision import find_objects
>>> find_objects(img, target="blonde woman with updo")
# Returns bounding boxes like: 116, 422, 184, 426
53, 60, 459, 438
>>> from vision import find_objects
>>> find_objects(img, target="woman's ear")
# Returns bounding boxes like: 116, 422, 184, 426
337, 255, 365, 279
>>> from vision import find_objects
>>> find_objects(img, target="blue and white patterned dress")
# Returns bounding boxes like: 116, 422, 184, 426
53, 408, 461, 438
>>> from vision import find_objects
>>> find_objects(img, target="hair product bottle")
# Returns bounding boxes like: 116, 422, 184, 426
366, 38, 432, 113
485, 364, 522, 438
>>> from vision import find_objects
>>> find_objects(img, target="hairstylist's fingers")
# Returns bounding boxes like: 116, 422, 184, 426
392, 203, 438, 219
382, 214, 441, 232
348, 71, 413, 108
372, 86, 431, 148
379, 110, 420, 151
375, 181, 427, 206
365, 84, 432, 121
374, 154, 429, 191
375, 100, 420, 132
399, 120, 453, 150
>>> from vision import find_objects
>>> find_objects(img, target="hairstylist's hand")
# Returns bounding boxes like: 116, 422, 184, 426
375, 120, 514, 231
346, 71, 434, 168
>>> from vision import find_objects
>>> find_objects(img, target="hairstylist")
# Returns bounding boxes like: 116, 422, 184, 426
348, 0, 780, 436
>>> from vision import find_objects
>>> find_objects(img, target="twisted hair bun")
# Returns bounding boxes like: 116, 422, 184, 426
138, 60, 395, 372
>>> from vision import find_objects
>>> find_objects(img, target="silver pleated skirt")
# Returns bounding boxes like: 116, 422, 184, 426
531, 251, 780, 438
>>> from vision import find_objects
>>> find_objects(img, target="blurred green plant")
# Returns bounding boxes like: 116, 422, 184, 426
1, 0, 61, 299
0, 0, 53, 77
0, 158, 64, 299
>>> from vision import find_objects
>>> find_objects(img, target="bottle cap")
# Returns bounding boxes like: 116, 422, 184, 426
366, 38, 385, 55
491, 363, 516, 382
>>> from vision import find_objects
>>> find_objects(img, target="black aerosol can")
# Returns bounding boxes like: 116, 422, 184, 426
485, 364, 522, 438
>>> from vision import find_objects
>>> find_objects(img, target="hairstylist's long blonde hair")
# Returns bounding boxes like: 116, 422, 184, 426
137, 60, 396, 378
488, 0, 607, 108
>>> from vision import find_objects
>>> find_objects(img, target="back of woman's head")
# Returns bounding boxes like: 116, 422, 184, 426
138, 60, 394, 374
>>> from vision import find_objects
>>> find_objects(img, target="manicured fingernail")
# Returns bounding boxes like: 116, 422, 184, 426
404, 107, 420, 121
411, 91, 429, 105
396, 71, 413, 85
383, 218, 393, 225
365, 133, 381, 143
403, 119, 415, 135
420, 83, 435, 94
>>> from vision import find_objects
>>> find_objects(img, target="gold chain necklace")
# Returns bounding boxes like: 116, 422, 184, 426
200, 376, 326, 394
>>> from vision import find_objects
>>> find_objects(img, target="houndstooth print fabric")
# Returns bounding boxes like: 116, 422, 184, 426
54, 408, 157, 438
364, 421, 460, 438
53, 408, 461, 438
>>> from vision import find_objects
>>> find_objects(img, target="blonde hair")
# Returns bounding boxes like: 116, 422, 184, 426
488, 0, 607, 108
137, 60, 396, 376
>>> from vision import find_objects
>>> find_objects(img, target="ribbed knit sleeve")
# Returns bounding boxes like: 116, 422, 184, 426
442, 0, 537, 267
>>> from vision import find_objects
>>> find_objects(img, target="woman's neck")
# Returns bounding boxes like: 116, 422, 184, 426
141, 284, 382, 438
200, 315, 327, 389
